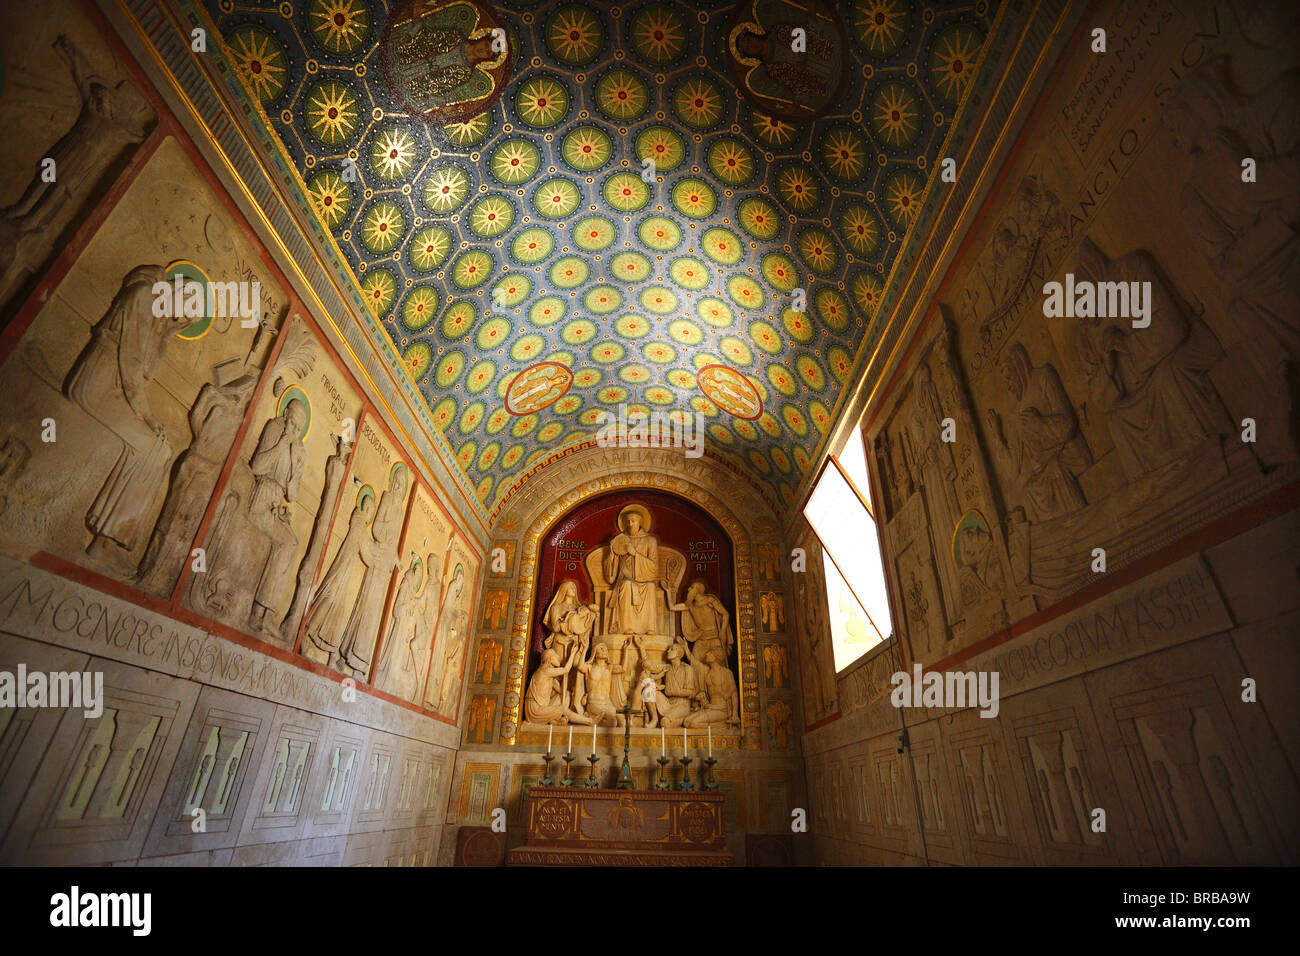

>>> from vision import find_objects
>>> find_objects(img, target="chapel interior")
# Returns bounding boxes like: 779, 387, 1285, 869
0, 0, 1296, 867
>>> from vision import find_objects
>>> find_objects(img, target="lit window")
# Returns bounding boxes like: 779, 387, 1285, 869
802, 428, 893, 671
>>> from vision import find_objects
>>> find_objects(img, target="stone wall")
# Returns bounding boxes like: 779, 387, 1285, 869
0, 0, 479, 866
794, 0, 1300, 865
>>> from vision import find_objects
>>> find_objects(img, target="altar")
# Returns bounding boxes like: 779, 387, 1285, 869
506, 787, 733, 866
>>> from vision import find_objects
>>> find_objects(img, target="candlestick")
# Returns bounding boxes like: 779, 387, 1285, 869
585, 752, 601, 788
540, 750, 555, 786
676, 755, 694, 791
561, 752, 576, 788
655, 755, 671, 790
703, 756, 718, 790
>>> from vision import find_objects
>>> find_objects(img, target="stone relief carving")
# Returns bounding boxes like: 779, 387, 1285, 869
62, 265, 186, 574
517, 501, 743, 734
335, 465, 409, 679
192, 395, 308, 639
0, 33, 155, 317
985, 342, 1092, 524
1161, 56, 1300, 464
372, 553, 426, 702
1072, 240, 1236, 481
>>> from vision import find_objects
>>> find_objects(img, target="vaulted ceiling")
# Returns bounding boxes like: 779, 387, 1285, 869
203, 0, 992, 516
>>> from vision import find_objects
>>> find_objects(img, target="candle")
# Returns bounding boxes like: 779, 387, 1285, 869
708, 726, 712, 758
683, 727, 687, 753
547, 724, 553, 753
567, 724, 573, 754
660, 725, 665, 756
592, 723, 597, 754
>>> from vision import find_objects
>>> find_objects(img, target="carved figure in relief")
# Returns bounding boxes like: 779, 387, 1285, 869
281, 430, 351, 640
400, 550, 441, 702
663, 580, 735, 688
578, 641, 630, 727
244, 399, 308, 636
1072, 242, 1234, 480
524, 641, 592, 725
656, 642, 698, 729
905, 362, 966, 621
683, 650, 739, 729
436, 616, 467, 715
304, 491, 376, 661
62, 265, 183, 570
0, 34, 154, 313
985, 343, 1092, 523
631, 635, 668, 728
543, 579, 598, 650
603, 504, 659, 635
903, 568, 932, 659
374, 555, 425, 701
336, 465, 408, 677
1163, 58, 1300, 457
135, 370, 259, 593
428, 562, 468, 713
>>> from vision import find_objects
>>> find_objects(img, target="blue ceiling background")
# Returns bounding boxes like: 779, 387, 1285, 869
204, 0, 993, 514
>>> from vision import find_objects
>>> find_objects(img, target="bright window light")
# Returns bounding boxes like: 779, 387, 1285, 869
803, 436, 894, 671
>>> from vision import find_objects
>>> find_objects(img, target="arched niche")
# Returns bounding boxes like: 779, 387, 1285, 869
493, 448, 781, 750
525, 490, 738, 723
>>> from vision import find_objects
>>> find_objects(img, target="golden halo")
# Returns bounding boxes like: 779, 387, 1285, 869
618, 503, 652, 533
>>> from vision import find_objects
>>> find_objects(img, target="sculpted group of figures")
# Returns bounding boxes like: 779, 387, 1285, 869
524, 504, 740, 732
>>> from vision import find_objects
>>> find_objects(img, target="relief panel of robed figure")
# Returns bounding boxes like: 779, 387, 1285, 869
297, 413, 411, 680
373, 481, 453, 705
423, 534, 480, 722
0, 136, 282, 595
521, 492, 740, 736
183, 316, 363, 647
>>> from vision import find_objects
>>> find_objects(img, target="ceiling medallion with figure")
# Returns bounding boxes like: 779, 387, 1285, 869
379, 0, 513, 125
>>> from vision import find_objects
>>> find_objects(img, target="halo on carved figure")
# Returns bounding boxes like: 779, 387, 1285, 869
697, 364, 763, 420
277, 385, 312, 439
378, 0, 513, 126
617, 502, 652, 533
388, 460, 410, 494
164, 259, 214, 340
505, 360, 574, 415
951, 509, 992, 568
724, 0, 849, 124
355, 483, 376, 517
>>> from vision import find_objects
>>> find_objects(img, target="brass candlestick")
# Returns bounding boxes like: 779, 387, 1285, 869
561, 752, 576, 788
677, 755, 694, 791
655, 755, 671, 790
585, 752, 601, 788
703, 756, 718, 790
540, 752, 555, 786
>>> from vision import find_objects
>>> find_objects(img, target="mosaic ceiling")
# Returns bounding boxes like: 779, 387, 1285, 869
203, 0, 992, 515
